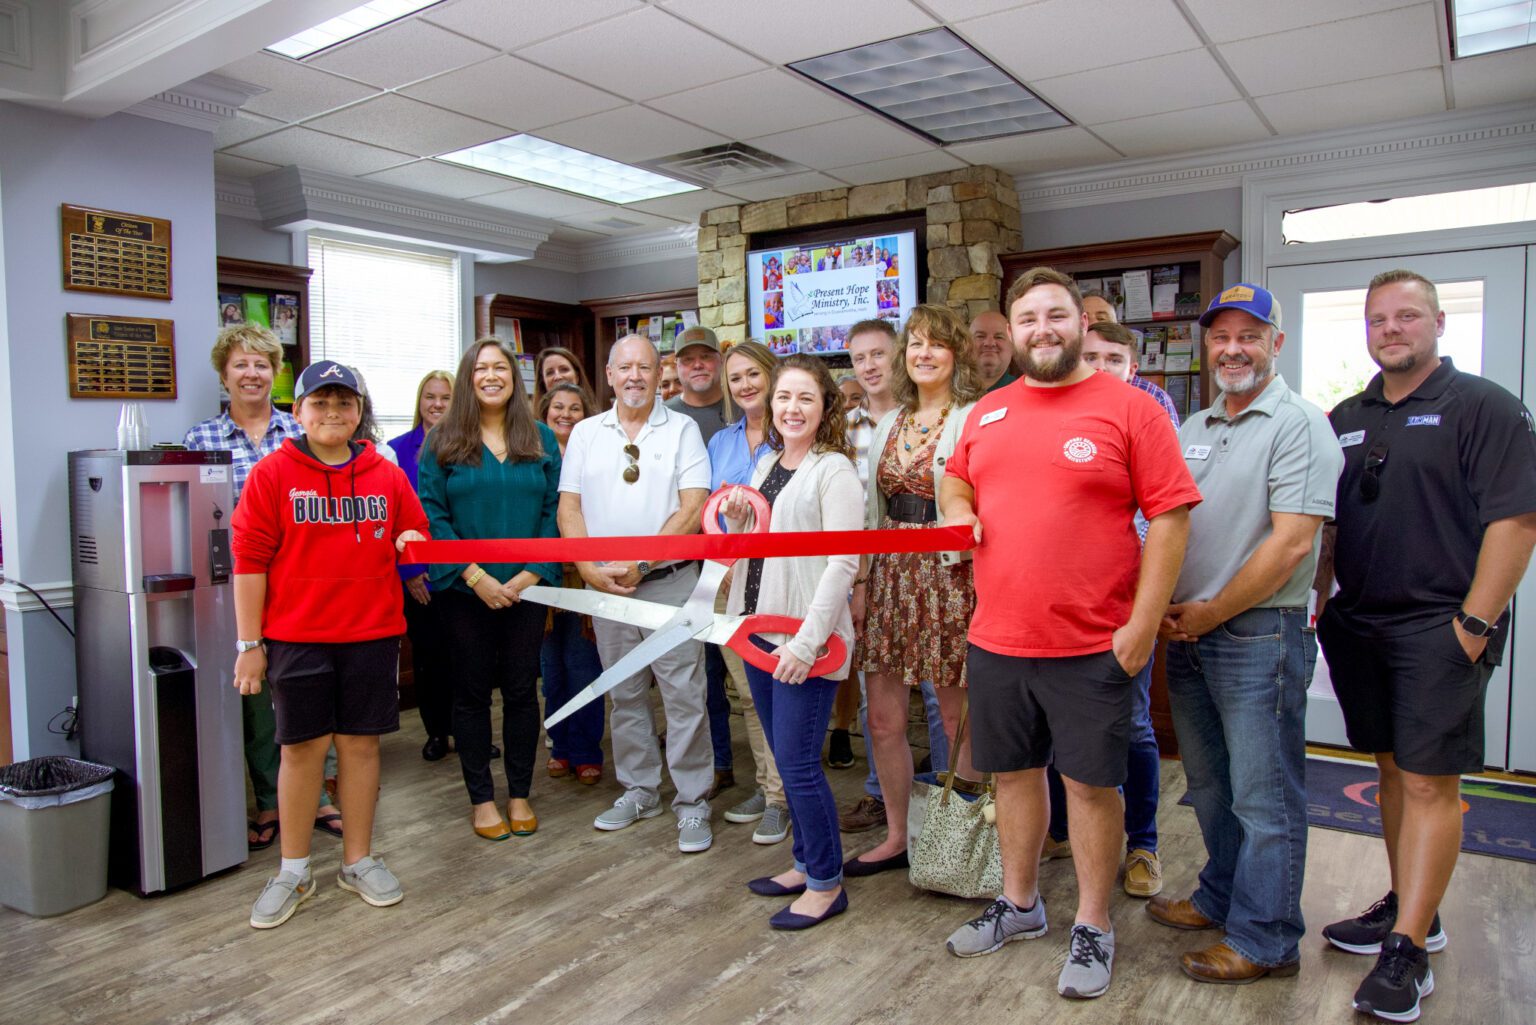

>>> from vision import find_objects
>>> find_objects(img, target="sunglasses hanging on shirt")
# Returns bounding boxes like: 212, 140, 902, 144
623, 443, 640, 484
1360, 440, 1389, 502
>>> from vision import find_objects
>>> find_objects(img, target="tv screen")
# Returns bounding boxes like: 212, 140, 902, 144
746, 229, 920, 355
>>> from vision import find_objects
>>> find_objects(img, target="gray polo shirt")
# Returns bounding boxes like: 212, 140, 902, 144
1173, 374, 1342, 607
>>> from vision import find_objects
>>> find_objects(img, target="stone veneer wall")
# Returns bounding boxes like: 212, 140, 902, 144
695, 165, 1023, 346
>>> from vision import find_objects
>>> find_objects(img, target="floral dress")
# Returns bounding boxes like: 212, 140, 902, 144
860, 413, 975, 689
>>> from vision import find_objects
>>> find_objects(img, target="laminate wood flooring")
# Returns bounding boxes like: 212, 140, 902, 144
3, 705, 1533, 1025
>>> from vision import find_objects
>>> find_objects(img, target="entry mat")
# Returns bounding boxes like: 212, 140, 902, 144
1178, 756, 1536, 864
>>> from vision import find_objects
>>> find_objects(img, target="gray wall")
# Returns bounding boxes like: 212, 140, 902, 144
472, 260, 580, 304
215, 214, 293, 265
0, 102, 223, 757
1019, 187, 1244, 280
578, 256, 697, 302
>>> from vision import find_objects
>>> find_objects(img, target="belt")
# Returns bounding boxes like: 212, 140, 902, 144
886, 493, 937, 524
640, 561, 689, 584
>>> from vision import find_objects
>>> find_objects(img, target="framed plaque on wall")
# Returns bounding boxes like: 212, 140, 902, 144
61, 204, 172, 300
66, 314, 177, 399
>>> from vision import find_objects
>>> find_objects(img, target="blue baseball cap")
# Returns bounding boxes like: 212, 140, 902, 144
1199, 282, 1283, 331
294, 360, 362, 401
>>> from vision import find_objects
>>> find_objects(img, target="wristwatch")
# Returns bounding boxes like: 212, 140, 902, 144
235, 638, 262, 654
1456, 611, 1494, 637
636, 560, 652, 578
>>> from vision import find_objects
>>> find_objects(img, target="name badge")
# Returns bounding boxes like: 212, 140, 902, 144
1406, 414, 1441, 427
1184, 444, 1212, 461
979, 407, 1007, 426
1339, 430, 1366, 448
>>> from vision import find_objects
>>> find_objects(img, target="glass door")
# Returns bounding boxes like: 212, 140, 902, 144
1268, 248, 1530, 769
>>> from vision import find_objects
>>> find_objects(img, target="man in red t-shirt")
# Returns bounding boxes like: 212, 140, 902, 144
939, 267, 1201, 1000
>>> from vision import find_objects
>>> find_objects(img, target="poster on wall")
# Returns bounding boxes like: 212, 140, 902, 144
746, 230, 920, 354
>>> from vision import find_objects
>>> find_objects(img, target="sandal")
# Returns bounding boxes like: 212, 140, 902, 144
248, 817, 279, 851
547, 757, 571, 778
575, 764, 602, 786
314, 812, 344, 838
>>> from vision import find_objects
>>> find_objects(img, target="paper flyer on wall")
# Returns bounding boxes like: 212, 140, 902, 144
1151, 266, 1180, 320
273, 293, 299, 345
1121, 270, 1152, 322
219, 292, 245, 326
242, 292, 270, 327
493, 317, 523, 353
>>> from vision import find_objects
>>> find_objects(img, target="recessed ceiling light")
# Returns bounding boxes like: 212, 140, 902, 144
265, 0, 447, 60
439, 135, 701, 205
1449, 0, 1536, 58
789, 28, 1071, 145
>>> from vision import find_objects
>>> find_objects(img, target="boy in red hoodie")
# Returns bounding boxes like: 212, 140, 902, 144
232, 361, 429, 929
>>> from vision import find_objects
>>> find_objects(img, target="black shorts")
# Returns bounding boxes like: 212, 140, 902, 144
265, 636, 402, 745
1316, 606, 1493, 776
966, 644, 1133, 788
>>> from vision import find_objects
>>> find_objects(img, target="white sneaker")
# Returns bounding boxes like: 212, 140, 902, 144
594, 790, 662, 831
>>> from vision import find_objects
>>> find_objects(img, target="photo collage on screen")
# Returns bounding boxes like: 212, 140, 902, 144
758, 235, 903, 355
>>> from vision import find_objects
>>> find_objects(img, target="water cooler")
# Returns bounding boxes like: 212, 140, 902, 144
69, 449, 246, 894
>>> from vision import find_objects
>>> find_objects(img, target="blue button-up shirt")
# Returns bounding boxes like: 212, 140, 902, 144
706, 416, 771, 492
183, 408, 302, 504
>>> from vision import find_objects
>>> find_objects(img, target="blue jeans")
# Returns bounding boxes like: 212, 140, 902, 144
540, 610, 606, 767
1047, 648, 1160, 850
861, 677, 947, 799
1165, 607, 1312, 967
745, 661, 843, 890
705, 644, 733, 772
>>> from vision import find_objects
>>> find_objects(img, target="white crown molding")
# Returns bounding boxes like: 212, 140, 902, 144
214, 173, 259, 218
124, 70, 263, 131
575, 224, 699, 272
1012, 102, 1536, 212
0, 1, 33, 70
526, 240, 582, 274
0, 578, 73, 615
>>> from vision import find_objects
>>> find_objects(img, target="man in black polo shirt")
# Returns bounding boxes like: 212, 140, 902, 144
1315, 269, 1536, 1023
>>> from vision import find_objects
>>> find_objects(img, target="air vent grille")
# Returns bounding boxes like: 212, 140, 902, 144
643, 143, 806, 188
77, 535, 98, 565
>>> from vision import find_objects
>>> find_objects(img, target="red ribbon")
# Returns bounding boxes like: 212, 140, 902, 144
402, 525, 975, 564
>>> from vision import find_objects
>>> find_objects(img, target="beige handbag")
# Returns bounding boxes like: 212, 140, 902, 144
907, 698, 1004, 898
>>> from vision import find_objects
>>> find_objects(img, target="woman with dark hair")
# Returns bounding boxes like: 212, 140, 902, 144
534, 346, 594, 405
844, 304, 984, 877
721, 354, 862, 928
417, 338, 562, 840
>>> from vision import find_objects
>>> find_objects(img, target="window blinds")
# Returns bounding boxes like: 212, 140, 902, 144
308, 235, 461, 439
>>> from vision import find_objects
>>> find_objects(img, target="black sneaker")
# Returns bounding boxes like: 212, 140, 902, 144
826, 729, 855, 769
1353, 933, 1433, 1022
1323, 892, 1447, 955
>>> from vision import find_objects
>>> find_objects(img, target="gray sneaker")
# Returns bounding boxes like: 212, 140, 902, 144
337, 855, 403, 907
1058, 924, 1115, 999
594, 790, 662, 831
678, 815, 713, 853
724, 789, 767, 823
753, 805, 791, 844
249, 869, 315, 929
946, 895, 1048, 957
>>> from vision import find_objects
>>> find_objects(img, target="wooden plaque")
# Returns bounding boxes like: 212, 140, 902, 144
67, 314, 177, 399
61, 204, 172, 300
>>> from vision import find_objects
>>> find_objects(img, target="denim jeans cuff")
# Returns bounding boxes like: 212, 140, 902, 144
1222, 934, 1297, 969
807, 872, 842, 892
1189, 891, 1224, 930
793, 859, 808, 876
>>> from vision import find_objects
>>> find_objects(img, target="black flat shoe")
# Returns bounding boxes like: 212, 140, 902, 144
421, 736, 451, 762
770, 889, 848, 930
842, 850, 908, 878
748, 875, 807, 897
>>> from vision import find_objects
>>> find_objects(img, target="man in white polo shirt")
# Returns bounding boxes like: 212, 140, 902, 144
558, 334, 715, 853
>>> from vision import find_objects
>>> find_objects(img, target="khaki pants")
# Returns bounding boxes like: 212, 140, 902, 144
717, 593, 784, 806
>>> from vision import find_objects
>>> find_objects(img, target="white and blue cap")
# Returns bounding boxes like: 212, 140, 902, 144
294, 360, 362, 401
1199, 282, 1283, 330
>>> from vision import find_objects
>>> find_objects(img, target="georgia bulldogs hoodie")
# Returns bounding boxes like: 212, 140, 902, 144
232, 437, 429, 643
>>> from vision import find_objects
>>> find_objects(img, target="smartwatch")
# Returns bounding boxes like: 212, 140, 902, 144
1455, 611, 1494, 637
236, 638, 262, 654
636, 560, 652, 578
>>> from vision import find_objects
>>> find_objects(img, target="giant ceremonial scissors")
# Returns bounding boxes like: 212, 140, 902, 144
524, 487, 847, 729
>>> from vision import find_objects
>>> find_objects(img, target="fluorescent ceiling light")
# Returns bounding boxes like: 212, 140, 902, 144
790, 28, 1070, 145
1449, 0, 1536, 58
266, 0, 446, 60
439, 136, 701, 205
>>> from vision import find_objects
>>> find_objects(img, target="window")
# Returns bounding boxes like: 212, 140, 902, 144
308, 235, 461, 439
1281, 182, 1536, 245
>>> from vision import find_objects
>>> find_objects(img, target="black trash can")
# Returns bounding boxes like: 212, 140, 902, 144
0, 756, 115, 916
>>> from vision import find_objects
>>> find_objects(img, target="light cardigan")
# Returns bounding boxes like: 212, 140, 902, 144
725, 448, 863, 680
862, 400, 979, 567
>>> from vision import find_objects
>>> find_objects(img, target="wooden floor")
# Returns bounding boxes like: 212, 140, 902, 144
4, 703, 1534, 1025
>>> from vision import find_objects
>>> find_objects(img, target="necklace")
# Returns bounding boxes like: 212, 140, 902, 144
901, 403, 951, 452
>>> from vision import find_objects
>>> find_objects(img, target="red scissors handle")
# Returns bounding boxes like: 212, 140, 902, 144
701, 485, 772, 568
725, 615, 848, 679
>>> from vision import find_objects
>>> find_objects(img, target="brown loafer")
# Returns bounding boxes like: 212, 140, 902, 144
1181, 941, 1300, 984
1147, 895, 1218, 930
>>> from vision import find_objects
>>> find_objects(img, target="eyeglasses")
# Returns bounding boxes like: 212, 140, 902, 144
1360, 440, 1389, 502
622, 443, 640, 484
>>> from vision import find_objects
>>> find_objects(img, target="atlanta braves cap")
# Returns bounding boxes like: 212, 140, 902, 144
294, 360, 362, 401
1199, 282, 1283, 331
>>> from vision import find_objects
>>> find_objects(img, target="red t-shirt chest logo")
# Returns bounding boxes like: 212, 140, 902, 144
1062, 436, 1098, 463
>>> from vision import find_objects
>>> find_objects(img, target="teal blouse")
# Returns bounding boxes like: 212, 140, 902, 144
416, 422, 562, 593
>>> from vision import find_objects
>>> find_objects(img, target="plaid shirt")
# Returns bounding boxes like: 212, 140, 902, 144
847, 407, 878, 496
183, 408, 301, 504
1128, 376, 1181, 544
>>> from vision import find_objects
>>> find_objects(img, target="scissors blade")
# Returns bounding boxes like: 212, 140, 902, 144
543, 621, 698, 729
519, 585, 677, 633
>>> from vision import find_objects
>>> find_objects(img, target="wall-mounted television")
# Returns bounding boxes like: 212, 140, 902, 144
746, 226, 921, 356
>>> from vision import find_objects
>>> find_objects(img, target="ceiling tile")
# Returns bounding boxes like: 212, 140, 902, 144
1092, 101, 1272, 158
218, 52, 379, 122
557, 208, 684, 234
469, 186, 616, 218
226, 127, 415, 176
304, 94, 507, 157
361, 159, 528, 198
307, 18, 499, 90
648, 69, 856, 139
215, 110, 285, 149
1180, 0, 1418, 44
515, 7, 765, 101
1035, 49, 1240, 125
746, 115, 931, 170
827, 150, 968, 185
626, 189, 742, 220
420, 0, 643, 50
659, 0, 937, 64
537, 105, 730, 164
946, 126, 1122, 173
958, 0, 1201, 84
720, 172, 851, 202
1451, 48, 1536, 108
401, 55, 625, 131
1218, 5, 1443, 97
1256, 69, 1448, 134
919, 0, 1049, 18
214, 153, 281, 179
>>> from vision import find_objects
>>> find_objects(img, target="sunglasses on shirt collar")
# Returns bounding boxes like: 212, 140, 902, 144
1360, 440, 1388, 502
